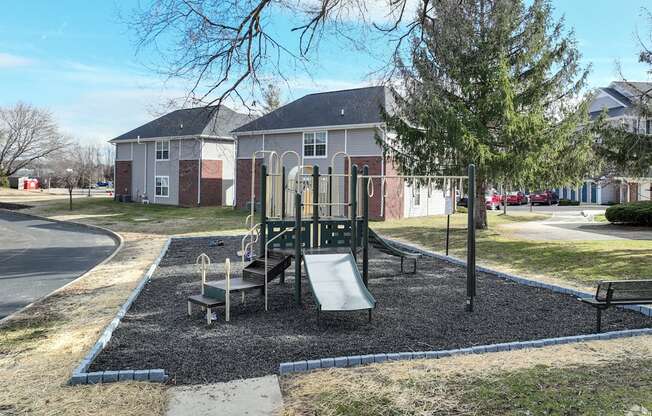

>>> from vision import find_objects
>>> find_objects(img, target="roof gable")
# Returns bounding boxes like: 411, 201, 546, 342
110, 105, 254, 142
233, 86, 392, 133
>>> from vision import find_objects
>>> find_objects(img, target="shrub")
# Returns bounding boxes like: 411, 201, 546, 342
558, 198, 579, 206
0, 176, 8, 188
605, 201, 652, 226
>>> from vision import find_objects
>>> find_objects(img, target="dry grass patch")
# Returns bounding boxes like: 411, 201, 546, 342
281, 336, 652, 416
0, 232, 168, 416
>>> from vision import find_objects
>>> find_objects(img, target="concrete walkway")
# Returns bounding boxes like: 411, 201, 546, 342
165, 375, 284, 416
502, 209, 652, 241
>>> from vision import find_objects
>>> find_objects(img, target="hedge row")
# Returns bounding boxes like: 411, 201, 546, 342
605, 201, 652, 226
558, 199, 580, 206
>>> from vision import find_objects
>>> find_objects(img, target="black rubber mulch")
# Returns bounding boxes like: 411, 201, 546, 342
90, 236, 652, 385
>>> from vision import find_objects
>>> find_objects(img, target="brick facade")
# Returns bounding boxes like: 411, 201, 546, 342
382, 157, 404, 220
179, 160, 199, 207
115, 161, 132, 198
236, 158, 263, 209
200, 160, 223, 206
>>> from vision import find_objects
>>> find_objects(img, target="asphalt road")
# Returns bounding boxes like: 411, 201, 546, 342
0, 210, 118, 319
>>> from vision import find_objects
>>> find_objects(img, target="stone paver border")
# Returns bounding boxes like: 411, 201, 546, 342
278, 236, 652, 376
69, 237, 172, 385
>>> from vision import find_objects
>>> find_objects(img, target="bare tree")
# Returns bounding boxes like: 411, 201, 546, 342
0, 102, 68, 178
127, 0, 424, 108
259, 83, 281, 113
50, 154, 82, 210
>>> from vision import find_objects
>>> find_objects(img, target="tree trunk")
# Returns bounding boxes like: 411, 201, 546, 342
475, 179, 488, 229
69, 188, 73, 211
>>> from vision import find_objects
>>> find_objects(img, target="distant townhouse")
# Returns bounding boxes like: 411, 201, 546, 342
110, 106, 253, 206
232, 86, 447, 220
554, 81, 652, 204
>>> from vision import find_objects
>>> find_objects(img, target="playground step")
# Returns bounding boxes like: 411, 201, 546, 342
243, 255, 292, 283
205, 278, 264, 292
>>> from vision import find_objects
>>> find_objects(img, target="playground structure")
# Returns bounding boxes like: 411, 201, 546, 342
189, 150, 476, 322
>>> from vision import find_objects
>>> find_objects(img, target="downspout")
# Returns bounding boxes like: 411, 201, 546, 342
232, 137, 237, 207
197, 138, 203, 206
154, 142, 157, 204
139, 136, 147, 201
113, 143, 117, 201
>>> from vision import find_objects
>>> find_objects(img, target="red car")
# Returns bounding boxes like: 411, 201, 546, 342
529, 190, 559, 205
503, 191, 528, 205
485, 191, 502, 210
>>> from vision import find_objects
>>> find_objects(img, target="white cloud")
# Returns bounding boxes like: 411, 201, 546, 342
0, 52, 33, 68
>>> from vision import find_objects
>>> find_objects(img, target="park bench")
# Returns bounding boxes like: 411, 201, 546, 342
578, 280, 652, 332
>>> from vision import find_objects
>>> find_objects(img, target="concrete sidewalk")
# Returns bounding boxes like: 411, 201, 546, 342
166, 375, 284, 416
501, 210, 652, 241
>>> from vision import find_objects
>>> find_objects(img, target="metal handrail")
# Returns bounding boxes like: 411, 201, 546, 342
250, 150, 279, 223
264, 227, 294, 311
330, 151, 352, 177
241, 223, 261, 264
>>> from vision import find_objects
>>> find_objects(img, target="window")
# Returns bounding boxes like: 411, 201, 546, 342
156, 140, 170, 160
155, 176, 169, 197
303, 131, 327, 158
647, 119, 651, 135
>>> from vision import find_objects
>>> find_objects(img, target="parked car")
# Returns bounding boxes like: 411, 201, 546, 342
503, 191, 528, 205
529, 190, 559, 205
458, 195, 468, 207
485, 190, 502, 210
96, 181, 110, 187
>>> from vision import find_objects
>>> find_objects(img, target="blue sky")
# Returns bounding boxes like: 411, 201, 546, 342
0, 1, 650, 144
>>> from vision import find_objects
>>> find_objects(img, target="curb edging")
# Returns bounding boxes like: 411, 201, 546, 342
69, 237, 173, 385
278, 235, 652, 376
278, 328, 652, 375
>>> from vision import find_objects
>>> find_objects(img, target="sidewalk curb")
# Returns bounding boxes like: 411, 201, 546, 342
69, 237, 172, 385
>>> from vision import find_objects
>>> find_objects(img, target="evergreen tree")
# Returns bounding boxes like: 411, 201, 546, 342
382, 0, 594, 228
261, 84, 282, 114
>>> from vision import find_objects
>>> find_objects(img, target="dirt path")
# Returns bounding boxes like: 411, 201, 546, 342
0, 232, 167, 416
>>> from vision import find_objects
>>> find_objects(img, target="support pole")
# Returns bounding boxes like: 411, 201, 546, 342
445, 214, 450, 256
350, 165, 358, 259
466, 164, 476, 312
294, 192, 302, 305
328, 166, 333, 217
259, 164, 267, 258
281, 166, 286, 219
280, 165, 287, 284
362, 165, 369, 287
312, 165, 319, 249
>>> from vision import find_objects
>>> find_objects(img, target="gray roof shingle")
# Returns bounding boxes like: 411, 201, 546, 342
233, 86, 393, 133
110, 105, 254, 142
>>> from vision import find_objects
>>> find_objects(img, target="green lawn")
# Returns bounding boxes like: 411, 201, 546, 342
462, 361, 652, 416
283, 358, 652, 416
372, 212, 652, 285
35, 198, 249, 235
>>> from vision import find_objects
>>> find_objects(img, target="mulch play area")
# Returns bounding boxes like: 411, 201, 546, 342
90, 236, 652, 385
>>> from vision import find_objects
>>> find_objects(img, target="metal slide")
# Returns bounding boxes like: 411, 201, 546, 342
368, 228, 421, 273
303, 251, 376, 312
